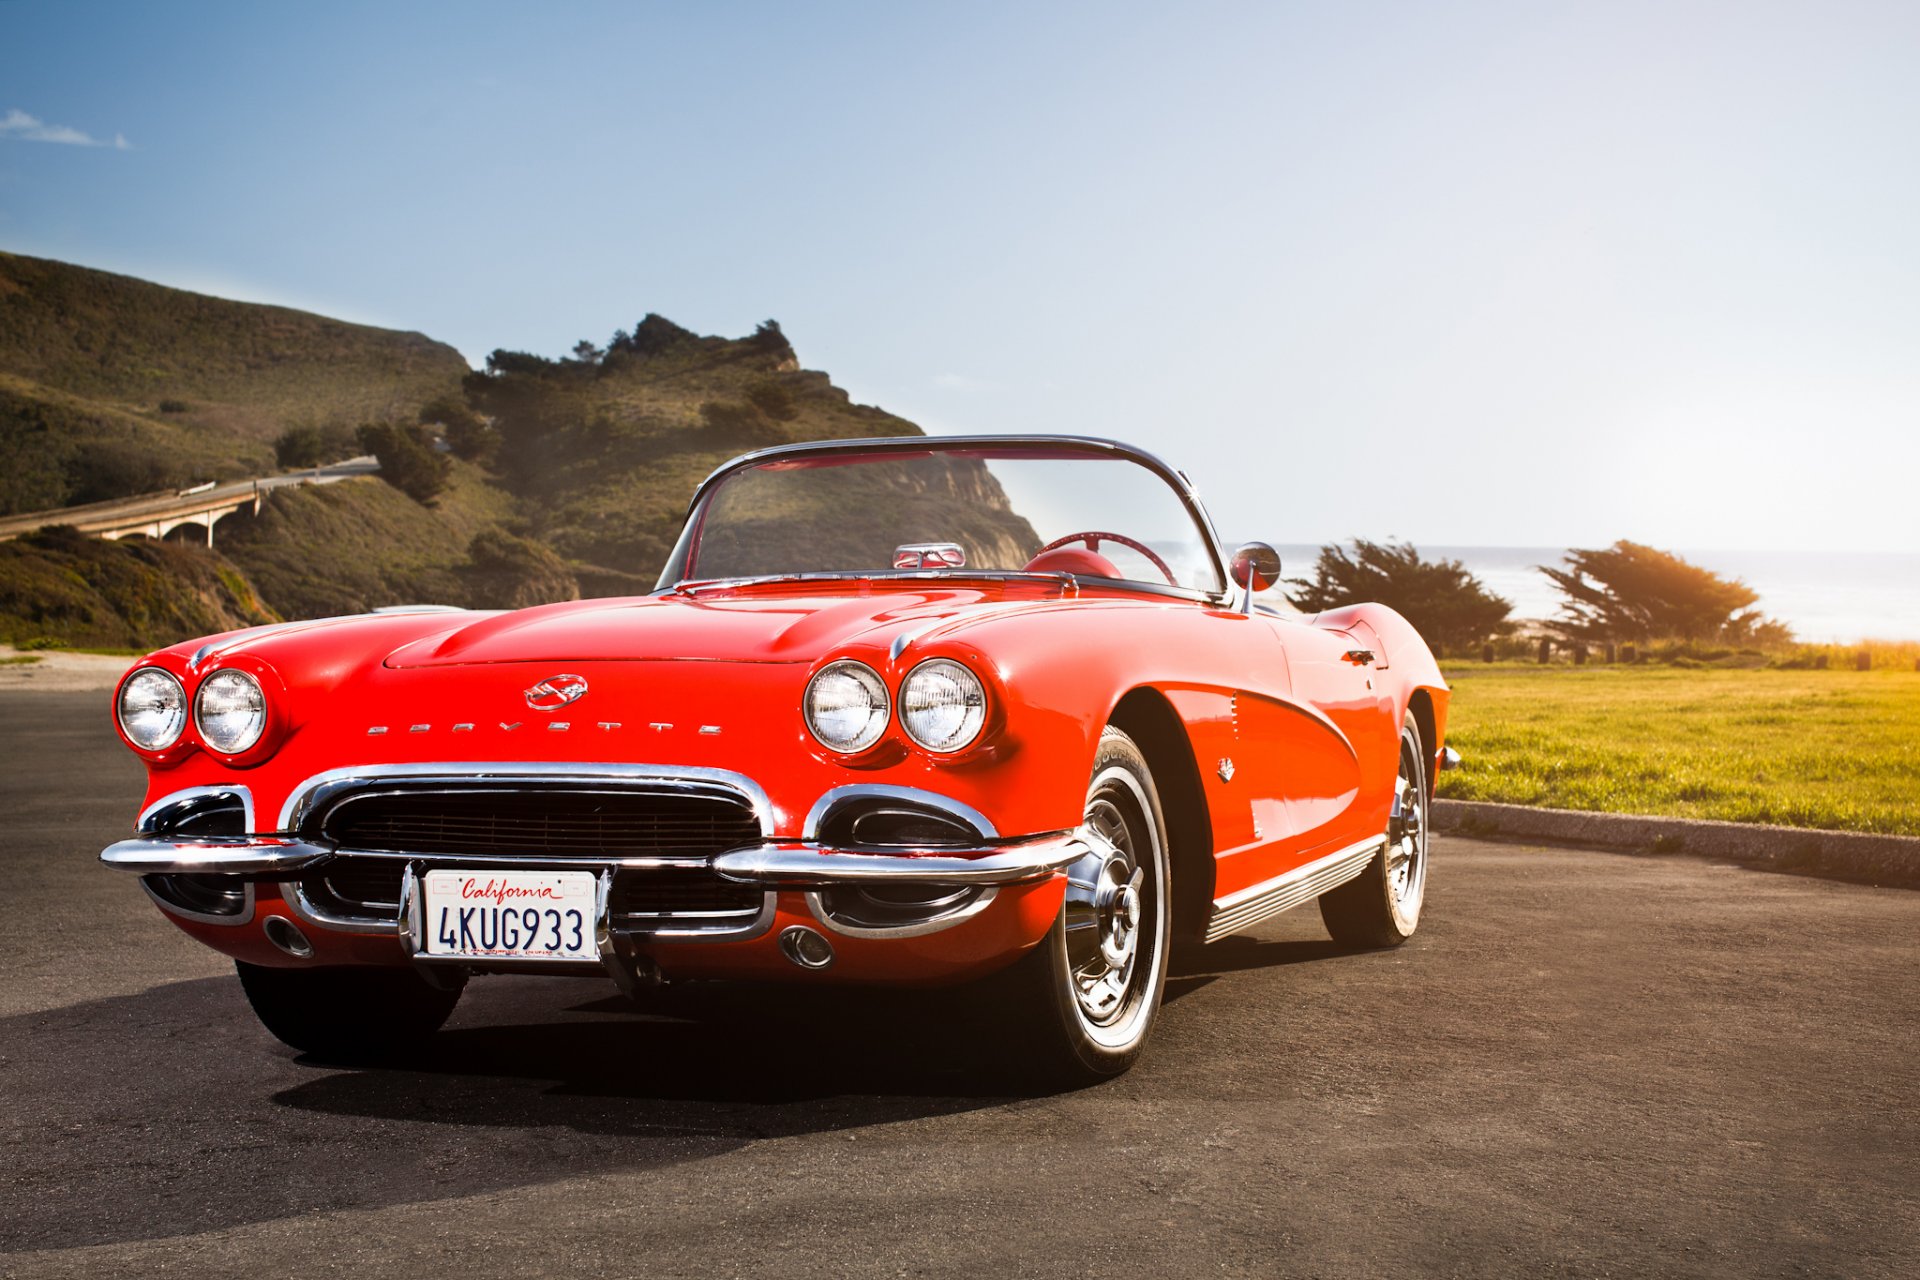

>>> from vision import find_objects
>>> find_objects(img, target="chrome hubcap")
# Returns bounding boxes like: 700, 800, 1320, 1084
1064, 794, 1145, 1026
1386, 741, 1426, 913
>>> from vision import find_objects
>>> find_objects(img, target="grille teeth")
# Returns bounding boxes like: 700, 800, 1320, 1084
318, 789, 761, 859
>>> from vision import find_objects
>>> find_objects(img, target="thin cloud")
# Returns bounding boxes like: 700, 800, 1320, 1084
0, 109, 131, 149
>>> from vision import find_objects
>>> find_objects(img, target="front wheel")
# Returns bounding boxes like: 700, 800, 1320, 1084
236, 961, 464, 1060
988, 727, 1171, 1086
1319, 717, 1431, 947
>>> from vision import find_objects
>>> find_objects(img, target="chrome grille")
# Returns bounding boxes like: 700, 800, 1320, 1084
316, 787, 762, 860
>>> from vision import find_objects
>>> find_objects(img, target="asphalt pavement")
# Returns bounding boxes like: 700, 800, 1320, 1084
1, 691, 1915, 1278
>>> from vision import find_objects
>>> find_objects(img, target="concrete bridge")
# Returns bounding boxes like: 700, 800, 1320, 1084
0, 457, 379, 547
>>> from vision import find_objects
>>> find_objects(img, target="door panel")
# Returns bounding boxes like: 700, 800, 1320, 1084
1264, 617, 1390, 853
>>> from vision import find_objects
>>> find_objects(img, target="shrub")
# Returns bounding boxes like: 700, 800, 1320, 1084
274, 422, 358, 469
67, 441, 188, 502
615, 313, 695, 357
157, 399, 192, 414
744, 378, 799, 422
418, 396, 498, 463
460, 529, 579, 609
749, 319, 794, 365
1286, 539, 1513, 654
355, 421, 450, 503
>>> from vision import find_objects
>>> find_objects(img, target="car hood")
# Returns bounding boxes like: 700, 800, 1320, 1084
382, 583, 1071, 668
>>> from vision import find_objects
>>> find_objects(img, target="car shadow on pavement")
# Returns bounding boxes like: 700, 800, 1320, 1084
0, 973, 1029, 1252
1170, 935, 1368, 978
284, 976, 1047, 1112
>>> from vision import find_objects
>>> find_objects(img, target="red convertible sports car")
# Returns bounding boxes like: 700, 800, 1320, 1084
104, 435, 1453, 1083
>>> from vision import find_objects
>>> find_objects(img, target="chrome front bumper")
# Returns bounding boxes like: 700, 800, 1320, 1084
101, 830, 1090, 886
99, 836, 333, 876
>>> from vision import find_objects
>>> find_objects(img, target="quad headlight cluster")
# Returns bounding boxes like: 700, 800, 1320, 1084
117, 666, 267, 755
804, 658, 988, 755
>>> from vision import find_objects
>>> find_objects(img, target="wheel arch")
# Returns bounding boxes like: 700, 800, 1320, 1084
1407, 687, 1437, 797
1107, 686, 1215, 944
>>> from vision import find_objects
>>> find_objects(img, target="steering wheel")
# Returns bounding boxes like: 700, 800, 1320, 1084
1034, 531, 1179, 586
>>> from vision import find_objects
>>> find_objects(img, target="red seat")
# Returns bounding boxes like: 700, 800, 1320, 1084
1023, 546, 1120, 579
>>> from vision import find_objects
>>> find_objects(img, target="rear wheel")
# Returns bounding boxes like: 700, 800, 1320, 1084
989, 727, 1170, 1085
236, 961, 464, 1059
1319, 718, 1430, 947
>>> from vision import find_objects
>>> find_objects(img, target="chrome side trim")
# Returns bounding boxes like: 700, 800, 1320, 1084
277, 762, 777, 835
101, 836, 332, 875
1204, 837, 1385, 944
801, 784, 998, 841
1439, 747, 1462, 772
806, 886, 999, 939
714, 830, 1089, 886
139, 877, 257, 927
137, 784, 256, 833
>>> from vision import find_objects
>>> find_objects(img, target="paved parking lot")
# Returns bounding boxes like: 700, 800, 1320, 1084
2, 692, 1915, 1278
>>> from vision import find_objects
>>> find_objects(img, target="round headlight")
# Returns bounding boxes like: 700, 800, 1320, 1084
900, 659, 987, 753
194, 669, 267, 755
804, 660, 889, 752
118, 668, 186, 751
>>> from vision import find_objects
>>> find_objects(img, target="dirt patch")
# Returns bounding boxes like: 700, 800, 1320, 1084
0, 645, 134, 693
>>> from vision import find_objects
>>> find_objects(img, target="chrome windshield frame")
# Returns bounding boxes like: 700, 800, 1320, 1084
657, 434, 1234, 605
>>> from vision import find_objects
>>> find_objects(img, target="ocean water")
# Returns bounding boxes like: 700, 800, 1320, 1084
1268, 545, 1920, 645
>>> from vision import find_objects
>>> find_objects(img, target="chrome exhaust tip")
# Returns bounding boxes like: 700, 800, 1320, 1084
778, 925, 835, 971
263, 915, 314, 959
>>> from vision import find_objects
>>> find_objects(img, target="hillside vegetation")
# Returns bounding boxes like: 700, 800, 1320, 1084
215, 460, 520, 619
2, 257, 1018, 649
467, 316, 938, 574
0, 525, 275, 649
0, 251, 467, 513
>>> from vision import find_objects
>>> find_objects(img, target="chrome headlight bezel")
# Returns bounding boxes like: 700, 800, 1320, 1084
899, 658, 988, 754
194, 668, 268, 756
803, 660, 891, 754
117, 667, 187, 751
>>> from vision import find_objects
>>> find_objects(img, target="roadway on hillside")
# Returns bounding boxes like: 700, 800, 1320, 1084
2, 691, 1914, 1278
0, 456, 379, 541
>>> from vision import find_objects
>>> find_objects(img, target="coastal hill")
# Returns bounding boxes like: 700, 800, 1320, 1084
0, 250, 469, 514
0, 255, 1028, 648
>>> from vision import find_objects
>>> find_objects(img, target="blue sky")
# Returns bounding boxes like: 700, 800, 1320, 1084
3, 0, 1917, 553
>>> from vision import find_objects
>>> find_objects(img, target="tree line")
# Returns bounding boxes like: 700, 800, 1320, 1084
1286, 538, 1792, 654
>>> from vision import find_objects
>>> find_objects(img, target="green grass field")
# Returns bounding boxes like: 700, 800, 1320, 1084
1435, 663, 1920, 837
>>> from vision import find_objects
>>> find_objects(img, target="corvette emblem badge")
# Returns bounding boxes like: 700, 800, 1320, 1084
524, 673, 589, 710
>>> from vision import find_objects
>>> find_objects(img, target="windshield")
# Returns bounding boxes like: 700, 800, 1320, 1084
665, 442, 1224, 594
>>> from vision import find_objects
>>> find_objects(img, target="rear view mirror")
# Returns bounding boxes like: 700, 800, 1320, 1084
1229, 542, 1283, 593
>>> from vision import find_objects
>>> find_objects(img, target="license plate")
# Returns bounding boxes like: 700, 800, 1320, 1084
422, 869, 597, 961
